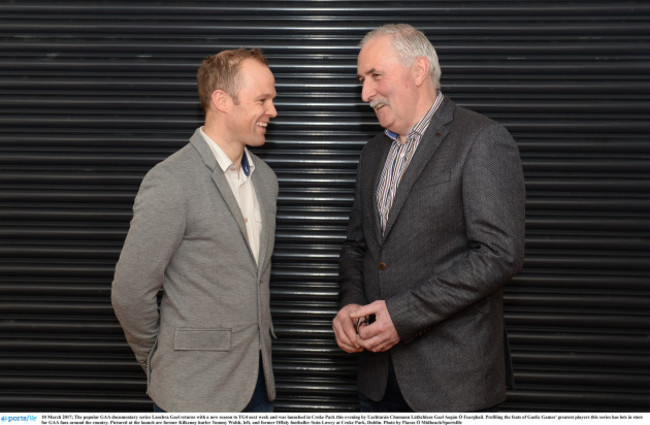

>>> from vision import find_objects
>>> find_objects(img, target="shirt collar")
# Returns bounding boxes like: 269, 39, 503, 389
200, 127, 255, 176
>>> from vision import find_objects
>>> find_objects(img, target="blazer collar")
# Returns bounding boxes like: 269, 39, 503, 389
381, 96, 455, 238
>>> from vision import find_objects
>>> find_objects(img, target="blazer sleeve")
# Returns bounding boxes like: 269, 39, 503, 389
111, 165, 186, 365
387, 122, 526, 344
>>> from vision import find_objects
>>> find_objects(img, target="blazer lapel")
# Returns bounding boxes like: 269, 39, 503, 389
370, 137, 392, 244
211, 171, 250, 248
190, 130, 251, 254
383, 97, 454, 237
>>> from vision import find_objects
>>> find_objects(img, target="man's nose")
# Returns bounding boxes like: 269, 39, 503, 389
361, 80, 374, 103
267, 101, 278, 118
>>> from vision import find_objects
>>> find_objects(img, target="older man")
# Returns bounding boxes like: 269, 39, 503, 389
112, 48, 278, 412
333, 24, 526, 412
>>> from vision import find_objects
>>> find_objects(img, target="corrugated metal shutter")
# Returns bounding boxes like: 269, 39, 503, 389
1, 1, 649, 412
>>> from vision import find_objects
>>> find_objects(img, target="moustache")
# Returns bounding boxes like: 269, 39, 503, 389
369, 98, 389, 110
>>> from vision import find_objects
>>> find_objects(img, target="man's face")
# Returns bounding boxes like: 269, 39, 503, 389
357, 35, 420, 137
228, 59, 277, 147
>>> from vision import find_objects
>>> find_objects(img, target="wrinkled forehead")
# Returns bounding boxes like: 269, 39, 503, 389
359, 36, 398, 62
357, 36, 400, 75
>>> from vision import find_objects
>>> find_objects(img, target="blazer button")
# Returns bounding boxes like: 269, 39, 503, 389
378, 261, 387, 270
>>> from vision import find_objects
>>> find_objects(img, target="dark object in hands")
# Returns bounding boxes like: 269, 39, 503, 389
354, 314, 376, 334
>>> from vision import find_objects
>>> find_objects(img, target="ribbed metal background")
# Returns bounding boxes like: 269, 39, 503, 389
0, 0, 649, 413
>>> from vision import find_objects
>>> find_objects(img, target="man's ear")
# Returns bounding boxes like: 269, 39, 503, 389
210, 89, 230, 112
413, 56, 430, 86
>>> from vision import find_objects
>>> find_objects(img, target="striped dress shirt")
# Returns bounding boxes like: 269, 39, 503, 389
376, 93, 444, 233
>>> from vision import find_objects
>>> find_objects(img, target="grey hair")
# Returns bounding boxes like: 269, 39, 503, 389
360, 23, 441, 88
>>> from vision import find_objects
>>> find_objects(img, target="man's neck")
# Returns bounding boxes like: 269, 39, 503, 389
396, 90, 438, 143
203, 122, 244, 169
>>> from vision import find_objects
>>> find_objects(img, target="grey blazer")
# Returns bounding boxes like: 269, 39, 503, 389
112, 128, 278, 412
339, 97, 525, 411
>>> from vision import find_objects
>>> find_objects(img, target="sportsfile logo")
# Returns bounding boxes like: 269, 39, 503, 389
1, 416, 37, 423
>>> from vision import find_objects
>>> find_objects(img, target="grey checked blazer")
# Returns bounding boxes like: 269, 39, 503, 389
112, 128, 278, 412
339, 97, 525, 411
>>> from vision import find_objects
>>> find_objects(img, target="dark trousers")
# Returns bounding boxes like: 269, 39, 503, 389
358, 359, 412, 412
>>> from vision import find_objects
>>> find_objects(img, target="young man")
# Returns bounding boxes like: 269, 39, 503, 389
112, 48, 278, 412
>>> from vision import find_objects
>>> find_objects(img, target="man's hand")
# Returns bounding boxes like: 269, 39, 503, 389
332, 303, 364, 353
351, 300, 400, 352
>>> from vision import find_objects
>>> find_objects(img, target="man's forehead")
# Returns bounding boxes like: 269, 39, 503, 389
237, 71, 276, 100
358, 37, 396, 68
239, 60, 273, 81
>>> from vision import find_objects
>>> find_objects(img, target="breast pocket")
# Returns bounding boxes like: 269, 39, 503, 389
409, 170, 456, 216
415, 170, 451, 190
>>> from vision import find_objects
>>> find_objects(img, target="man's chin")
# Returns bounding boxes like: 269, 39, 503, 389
376, 116, 393, 130
247, 137, 266, 147
374, 109, 392, 126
